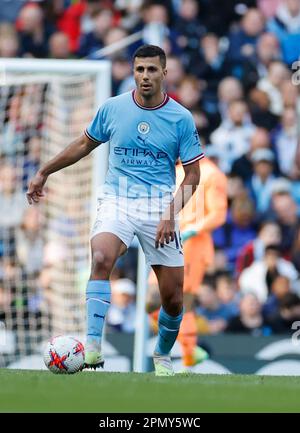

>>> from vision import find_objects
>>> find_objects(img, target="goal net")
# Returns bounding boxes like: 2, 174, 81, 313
0, 59, 110, 368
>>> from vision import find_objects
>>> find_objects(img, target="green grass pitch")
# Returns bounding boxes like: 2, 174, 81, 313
0, 369, 299, 412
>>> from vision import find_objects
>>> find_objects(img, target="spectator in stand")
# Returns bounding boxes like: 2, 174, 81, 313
176, 75, 209, 142
269, 190, 299, 252
189, 33, 229, 132
215, 271, 240, 317
239, 244, 299, 303
211, 247, 230, 275
257, 32, 282, 72
257, 60, 291, 115
267, 0, 300, 64
19, 84, 45, 133
177, 75, 202, 111
22, 135, 41, 191
268, 292, 300, 333
111, 56, 133, 95
77, 8, 113, 58
210, 100, 255, 173
38, 0, 68, 28
226, 174, 248, 207
189, 110, 211, 144
197, 33, 229, 92
1, 94, 24, 158
263, 275, 291, 318
231, 127, 278, 183
0, 256, 23, 282
101, 26, 129, 60
132, 2, 181, 56
0, 24, 20, 58
226, 8, 266, 78
201, 0, 258, 36
246, 148, 277, 215
16, 207, 44, 276
236, 220, 282, 277
48, 32, 72, 59
213, 194, 257, 271
195, 277, 233, 334
226, 293, 272, 335
217, 76, 244, 120
57, 0, 115, 54
164, 55, 185, 100
17, 2, 55, 58
271, 107, 298, 178
241, 32, 282, 91
115, 0, 143, 31
0, 163, 27, 229
173, 0, 206, 61
247, 88, 279, 131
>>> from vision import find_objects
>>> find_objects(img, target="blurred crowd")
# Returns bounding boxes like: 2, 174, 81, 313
0, 0, 300, 338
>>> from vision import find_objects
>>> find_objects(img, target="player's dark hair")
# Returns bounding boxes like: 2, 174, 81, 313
133, 45, 166, 68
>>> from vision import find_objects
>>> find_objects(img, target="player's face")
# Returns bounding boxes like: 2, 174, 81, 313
133, 56, 167, 98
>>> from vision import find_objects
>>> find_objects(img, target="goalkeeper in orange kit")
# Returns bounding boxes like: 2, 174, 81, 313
176, 156, 227, 368
147, 155, 227, 368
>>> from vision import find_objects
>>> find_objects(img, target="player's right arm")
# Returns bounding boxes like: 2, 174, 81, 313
26, 134, 101, 204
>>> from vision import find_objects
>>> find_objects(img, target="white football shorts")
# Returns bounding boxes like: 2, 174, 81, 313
90, 195, 184, 267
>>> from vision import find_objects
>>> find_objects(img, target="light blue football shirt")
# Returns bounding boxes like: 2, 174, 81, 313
85, 90, 204, 198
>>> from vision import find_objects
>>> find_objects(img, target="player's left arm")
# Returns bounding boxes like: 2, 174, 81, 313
155, 161, 200, 248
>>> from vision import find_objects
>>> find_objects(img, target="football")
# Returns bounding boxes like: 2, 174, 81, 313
43, 335, 85, 374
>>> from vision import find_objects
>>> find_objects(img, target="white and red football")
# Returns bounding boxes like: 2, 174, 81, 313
44, 335, 85, 374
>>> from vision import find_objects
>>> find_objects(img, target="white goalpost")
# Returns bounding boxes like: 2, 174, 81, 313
0, 58, 148, 372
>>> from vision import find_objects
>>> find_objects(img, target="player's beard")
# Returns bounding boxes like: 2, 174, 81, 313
140, 90, 153, 99
140, 82, 162, 100
140, 85, 154, 99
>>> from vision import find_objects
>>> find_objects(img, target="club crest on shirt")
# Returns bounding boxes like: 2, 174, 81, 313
137, 122, 150, 135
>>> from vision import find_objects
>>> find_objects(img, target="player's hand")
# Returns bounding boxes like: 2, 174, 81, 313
155, 218, 175, 248
26, 172, 47, 205
181, 227, 198, 243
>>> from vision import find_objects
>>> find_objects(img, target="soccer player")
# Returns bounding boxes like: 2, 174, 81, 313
26, 45, 204, 376
146, 156, 227, 369
176, 156, 227, 368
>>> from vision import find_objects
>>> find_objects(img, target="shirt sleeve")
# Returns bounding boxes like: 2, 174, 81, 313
85, 102, 110, 144
179, 112, 204, 166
